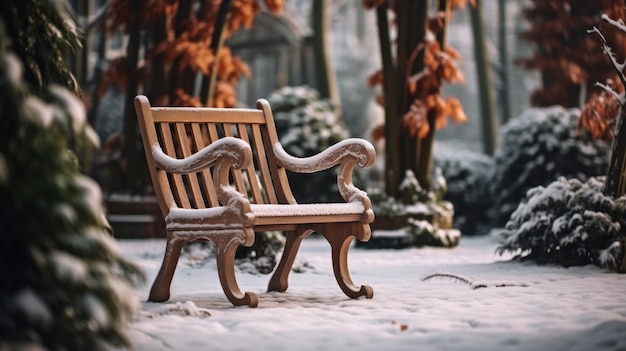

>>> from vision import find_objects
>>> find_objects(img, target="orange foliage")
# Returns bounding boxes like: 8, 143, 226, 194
578, 3, 626, 141
518, 0, 626, 107
370, 124, 385, 142
362, 0, 386, 10
580, 78, 623, 141
101, 0, 283, 108
172, 88, 203, 107
403, 35, 466, 138
212, 82, 237, 107
98, 58, 128, 97
230, 0, 265, 31
365, 0, 469, 139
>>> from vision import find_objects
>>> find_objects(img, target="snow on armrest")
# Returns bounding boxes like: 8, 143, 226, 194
272, 138, 375, 173
152, 137, 252, 173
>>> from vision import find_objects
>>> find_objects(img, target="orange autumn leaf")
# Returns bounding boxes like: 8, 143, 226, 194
212, 82, 237, 108
402, 100, 430, 138
264, 0, 284, 15
580, 81, 622, 141
370, 124, 385, 142
368, 70, 384, 88
173, 89, 203, 107
230, 0, 261, 31
363, 0, 387, 10
98, 57, 128, 98
444, 97, 468, 124
451, 0, 475, 9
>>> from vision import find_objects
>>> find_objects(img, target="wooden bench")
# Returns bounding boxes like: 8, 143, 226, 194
134, 95, 376, 307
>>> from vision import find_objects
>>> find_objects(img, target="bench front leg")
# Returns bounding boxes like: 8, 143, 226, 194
267, 227, 313, 293
317, 223, 374, 299
149, 234, 184, 302
213, 230, 259, 308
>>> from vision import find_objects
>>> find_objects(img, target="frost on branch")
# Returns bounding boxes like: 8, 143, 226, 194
497, 177, 626, 272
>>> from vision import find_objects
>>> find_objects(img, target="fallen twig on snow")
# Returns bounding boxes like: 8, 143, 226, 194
421, 272, 529, 289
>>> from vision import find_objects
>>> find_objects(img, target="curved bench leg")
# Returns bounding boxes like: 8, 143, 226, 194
320, 224, 373, 299
268, 228, 312, 293
214, 236, 258, 308
149, 235, 183, 302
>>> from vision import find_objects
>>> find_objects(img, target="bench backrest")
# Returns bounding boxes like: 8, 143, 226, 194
135, 96, 296, 218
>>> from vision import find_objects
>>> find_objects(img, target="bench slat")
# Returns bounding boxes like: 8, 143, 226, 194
159, 123, 191, 208
152, 108, 265, 124
191, 123, 219, 207
222, 122, 247, 196
237, 123, 264, 204
251, 124, 278, 204
175, 122, 206, 209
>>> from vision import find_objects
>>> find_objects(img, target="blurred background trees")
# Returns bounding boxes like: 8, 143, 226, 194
63, 0, 626, 239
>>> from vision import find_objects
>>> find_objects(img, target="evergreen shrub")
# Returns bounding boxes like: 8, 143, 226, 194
491, 106, 610, 227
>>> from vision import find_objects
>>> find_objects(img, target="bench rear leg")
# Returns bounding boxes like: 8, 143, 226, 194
214, 236, 259, 308
321, 224, 373, 299
268, 228, 312, 293
149, 235, 183, 302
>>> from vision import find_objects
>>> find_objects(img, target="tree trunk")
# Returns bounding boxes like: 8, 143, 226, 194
604, 107, 626, 198
497, 0, 511, 124
312, 0, 340, 110
470, 0, 498, 155
200, 0, 233, 107
168, 0, 194, 102
122, 0, 142, 194
74, 0, 93, 87
376, 4, 401, 196
146, 8, 169, 102
396, 0, 429, 191
87, 24, 108, 126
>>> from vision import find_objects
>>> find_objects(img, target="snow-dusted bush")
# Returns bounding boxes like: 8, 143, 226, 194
497, 177, 626, 272
491, 106, 610, 227
0, 24, 143, 350
267, 86, 351, 203
434, 144, 494, 235
369, 169, 460, 248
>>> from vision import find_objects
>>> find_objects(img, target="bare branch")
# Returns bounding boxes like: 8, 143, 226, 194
588, 26, 607, 43
595, 81, 625, 104
591, 25, 626, 92
602, 14, 626, 34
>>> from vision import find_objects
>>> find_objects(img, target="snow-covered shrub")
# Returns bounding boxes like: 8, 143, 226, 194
0, 24, 143, 350
434, 144, 494, 235
491, 106, 610, 227
497, 177, 626, 272
370, 169, 460, 248
267, 86, 351, 203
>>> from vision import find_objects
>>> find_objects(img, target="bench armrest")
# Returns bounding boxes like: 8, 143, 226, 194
273, 138, 376, 223
152, 137, 254, 221
152, 137, 251, 173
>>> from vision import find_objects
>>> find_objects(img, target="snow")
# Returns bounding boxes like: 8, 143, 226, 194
272, 138, 375, 172
116, 235, 626, 351
152, 137, 250, 173
250, 202, 364, 217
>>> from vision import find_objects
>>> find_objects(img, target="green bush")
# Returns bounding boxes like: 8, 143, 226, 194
434, 144, 494, 235
267, 86, 351, 203
0, 14, 143, 350
497, 177, 626, 272
491, 106, 610, 227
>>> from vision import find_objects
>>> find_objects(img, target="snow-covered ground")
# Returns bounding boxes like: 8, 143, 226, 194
118, 235, 626, 351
